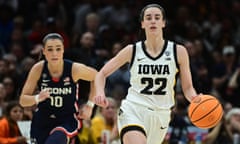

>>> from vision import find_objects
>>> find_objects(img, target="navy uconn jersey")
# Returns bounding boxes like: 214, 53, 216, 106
37, 59, 79, 117
127, 40, 179, 109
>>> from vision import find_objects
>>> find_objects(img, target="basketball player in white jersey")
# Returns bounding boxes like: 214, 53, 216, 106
94, 4, 200, 144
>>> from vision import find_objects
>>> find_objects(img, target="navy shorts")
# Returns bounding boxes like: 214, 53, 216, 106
30, 111, 82, 144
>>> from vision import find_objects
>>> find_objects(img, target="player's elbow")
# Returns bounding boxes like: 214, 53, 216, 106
19, 96, 25, 107
19, 95, 29, 107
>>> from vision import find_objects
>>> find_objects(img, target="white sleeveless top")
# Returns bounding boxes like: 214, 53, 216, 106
127, 40, 179, 109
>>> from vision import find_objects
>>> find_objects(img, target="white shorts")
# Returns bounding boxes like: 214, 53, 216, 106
118, 100, 171, 144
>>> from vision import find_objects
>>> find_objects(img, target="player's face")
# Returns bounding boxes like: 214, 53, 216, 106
141, 7, 165, 35
43, 39, 64, 64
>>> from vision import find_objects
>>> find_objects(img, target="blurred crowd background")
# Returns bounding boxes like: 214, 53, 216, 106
0, 0, 240, 144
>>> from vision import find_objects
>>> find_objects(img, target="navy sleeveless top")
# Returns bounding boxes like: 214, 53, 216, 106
36, 59, 79, 117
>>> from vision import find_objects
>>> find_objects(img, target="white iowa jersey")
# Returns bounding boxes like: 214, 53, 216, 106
127, 40, 179, 109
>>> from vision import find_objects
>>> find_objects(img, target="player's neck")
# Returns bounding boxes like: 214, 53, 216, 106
144, 37, 165, 58
48, 61, 64, 78
145, 36, 164, 49
145, 38, 164, 54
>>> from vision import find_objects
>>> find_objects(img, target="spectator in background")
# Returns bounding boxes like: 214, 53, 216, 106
27, 18, 45, 46
225, 108, 240, 133
170, 5, 192, 43
0, 58, 8, 81
227, 66, 240, 107
3, 76, 18, 102
0, 4, 14, 52
98, 0, 131, 33
65, 31, 96, 67
91, 97, 119, 144
84, 13, 101, 36
29, 43, 43, 61
9, 27, 30, 56
95, 25, 115, 61
110, 84, 126, 108
75, 119, 94, 144
202, 12, 222, 49
8, 42, 27, 71
2, 53, 20, 79
43, 17, 70, 49
0, 101, 27, 144
72, 0, 102, 36
212, 45, 237, 105
205, 108, 240, 144
71, 12, 101, 46
0, 83, 7, 116
36, 0, 67, 28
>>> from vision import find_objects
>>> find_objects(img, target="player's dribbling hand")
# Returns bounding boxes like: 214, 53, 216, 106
94, 95, 109, 108
191, 93, 203, 103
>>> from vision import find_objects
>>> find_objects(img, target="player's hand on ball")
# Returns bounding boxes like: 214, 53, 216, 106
191, 93, 203, 103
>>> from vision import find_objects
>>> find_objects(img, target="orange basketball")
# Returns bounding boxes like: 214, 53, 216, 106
188, 94, 223, 129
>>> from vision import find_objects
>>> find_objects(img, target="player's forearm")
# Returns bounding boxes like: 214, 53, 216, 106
88, 81, 95, 101
19, 94, 37, 107
95, 71, 107, 96
182, 86, 198, 102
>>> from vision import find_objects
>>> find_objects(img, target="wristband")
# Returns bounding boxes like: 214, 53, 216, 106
86, 100, 95, 108
35, 94, 40, 104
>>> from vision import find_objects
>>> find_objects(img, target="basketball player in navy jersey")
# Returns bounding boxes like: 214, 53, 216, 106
19, 33, 97, 144
94, 4, 201, 144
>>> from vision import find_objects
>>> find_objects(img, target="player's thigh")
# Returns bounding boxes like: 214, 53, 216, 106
145, 109, 171, 144
117, 100, 145, 132
123, 130, 147, 144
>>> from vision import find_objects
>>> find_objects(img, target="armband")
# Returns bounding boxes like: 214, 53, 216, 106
86, 100, 95, 108
35, 94, 40, 104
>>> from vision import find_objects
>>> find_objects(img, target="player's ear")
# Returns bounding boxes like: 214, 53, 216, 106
141, 21, 145, 29
42, 47, 45, 55
162, 19, 167, 28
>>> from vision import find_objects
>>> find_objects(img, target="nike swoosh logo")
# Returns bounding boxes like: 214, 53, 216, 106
137, 58, 145, 61
64, 82, 70, 86
160, 126, 167, 129
43, 80, 50, 82
50, 114, 56, 118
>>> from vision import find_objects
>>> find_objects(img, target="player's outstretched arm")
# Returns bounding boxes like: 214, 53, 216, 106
94, 45, 133, 108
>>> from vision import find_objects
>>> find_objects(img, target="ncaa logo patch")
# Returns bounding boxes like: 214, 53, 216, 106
165, 51, 170, 56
